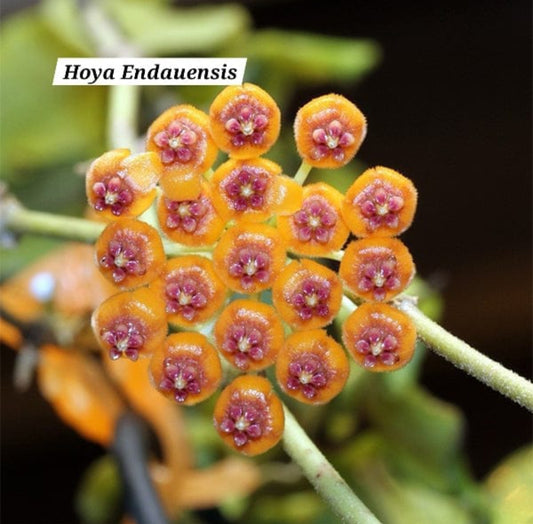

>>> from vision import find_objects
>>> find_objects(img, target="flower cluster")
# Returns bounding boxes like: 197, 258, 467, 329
88, 84, 418, 456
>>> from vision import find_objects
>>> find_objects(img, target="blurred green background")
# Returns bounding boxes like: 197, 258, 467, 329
1, 1, 531, 523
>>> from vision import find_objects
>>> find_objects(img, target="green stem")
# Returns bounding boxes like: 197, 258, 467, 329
395, 298, 533, 412
324, 249, 344, 262
4, 202, 105, 243
3, 203, 212, 258
108, 85, 141, 150
80, 1, 142, 150
163, 240, 213, 259
282, 404, 381, 524
293, 161, 313, 186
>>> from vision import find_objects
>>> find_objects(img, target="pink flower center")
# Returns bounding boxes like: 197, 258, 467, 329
223, 168, 269, 212
219, 400, 265, 447
159, 356, 203, 403
164, 196, 208, 234
153, 120, 200, 165
99, 237, 146, 283
92, 176, 133, 216
292, 196, 337, 244
222, 101, 269, 147
355, 325, 400, 368
354, 180, 405, 231
101, 319, 144, 361
357, 254, 400, 301
290, 277, 331, 320
165, 274, 209, 321
311, 119, 355, 162
223, 324, 265, 370
286, 352, 328, 400
228, 248, 270, 290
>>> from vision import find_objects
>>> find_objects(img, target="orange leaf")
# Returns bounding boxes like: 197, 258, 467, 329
38, 345, 124, 446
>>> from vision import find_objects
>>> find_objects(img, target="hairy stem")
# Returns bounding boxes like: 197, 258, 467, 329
2, 203, 211, 258
4, 202, 105, 242
396, 298, 533, 412
282, 404, 381, 524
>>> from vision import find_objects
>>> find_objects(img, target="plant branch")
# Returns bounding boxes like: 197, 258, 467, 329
112, 412, 169, 524
108, 84, 141, 150
3, 201, 105, 243
80, 0, 142, 150
396, 297, 533, 412
282, 404, 381, 524
2, 202, 213, 258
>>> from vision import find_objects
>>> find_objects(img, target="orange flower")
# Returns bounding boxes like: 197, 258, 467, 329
342, 302, 417, 371
157, 180, 224, 246
38, 345, 124, 446
339, 237, 415, 302
276, 330, 349, 404
149, 332, 222, 405
272, 259, 343, 330
95, 218, 165, 288
213, 375, 284, 456
342, 166, 418, 237
209, 83, 281, 159
146, 104, 218, 200
213, 224, 286, 294
86, 149, 162, 219
278, 182, 350, 256
91, 287, 167, 361
150, 255, 227, 327
210, 158, 303, 223
294, 94, 366, 168
213, 299, 284, 371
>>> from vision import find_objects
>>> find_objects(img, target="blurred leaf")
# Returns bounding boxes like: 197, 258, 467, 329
341, 433, 477, 524
75, 455, 122, 524
306, 160, 366, 193
365, 381, 465, 474
0, 9, 106, 175
38, 345, 125, 445
247, 491, 334, 524
485, 446, 533, 524
406, 275, 444, 321
244, 30, 380, 84
104, 0, 251, 54
9, 163, 87, 215
0, 235, 60, 281
40, 0, 94, 55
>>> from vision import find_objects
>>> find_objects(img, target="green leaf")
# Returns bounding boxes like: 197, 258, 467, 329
406, 275, 444, 321
305, 160, 366, 194
339, 433, 478, 524
247, 491, 334, 524
243, 30, 381, 84
39, 0, 94, 55
0, 235, 61, 281
104, 0, 251, 55
365, 381, 465, 474
485, 446, 533, 524
75, 455, 122, 524
0, 9, 106, 176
